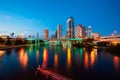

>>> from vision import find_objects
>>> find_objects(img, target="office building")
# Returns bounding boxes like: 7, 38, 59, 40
66, 17, 74, 38
44, 29, 49, 39
55, 30, 57, 38
87, 26, 92, 38
75, 24, 86, 38
57, 24, 62, 39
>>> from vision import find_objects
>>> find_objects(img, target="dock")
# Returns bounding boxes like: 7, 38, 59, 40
35, 67, 72, 80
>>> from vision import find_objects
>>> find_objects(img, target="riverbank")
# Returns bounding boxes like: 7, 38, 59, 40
0, 44, 33, 50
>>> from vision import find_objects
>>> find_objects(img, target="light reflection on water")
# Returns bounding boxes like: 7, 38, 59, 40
0, 46, 120, 80
67, 47, 71, 68
84, 51, 89, 69
113, 56, 119, 70
54, 53, 58, 69
19, 48, 28, 68
90, 49, 98, 68
42, 48, 48, 68
0, 51, 5, 70
0, 51, 5, 57
36, 50, 39, 64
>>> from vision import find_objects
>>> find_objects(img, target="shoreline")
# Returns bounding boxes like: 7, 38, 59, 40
0, 44, 34, 50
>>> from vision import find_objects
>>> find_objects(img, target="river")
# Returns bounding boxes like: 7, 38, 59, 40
0, 45, 120, 80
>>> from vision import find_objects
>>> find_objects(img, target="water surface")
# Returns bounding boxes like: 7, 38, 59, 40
0, 45, 120, 80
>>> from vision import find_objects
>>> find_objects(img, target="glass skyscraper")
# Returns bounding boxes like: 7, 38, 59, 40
66, 17, 74, 38
87, 26, 92, 38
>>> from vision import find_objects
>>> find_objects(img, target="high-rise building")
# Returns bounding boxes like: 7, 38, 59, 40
37, 32, 39, 39
44, 29, 49, 39
57, 24, 62, 39
75, 24, 86, 38
51, 30, 57, 39
66, 17, 74, 38
55, 30, 57, 38
87, 26, 92, 38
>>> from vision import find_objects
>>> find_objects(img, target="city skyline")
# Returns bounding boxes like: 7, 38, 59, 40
0, 0, 120, 37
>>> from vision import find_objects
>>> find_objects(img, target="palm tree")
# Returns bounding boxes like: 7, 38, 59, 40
10, 32, 14, 38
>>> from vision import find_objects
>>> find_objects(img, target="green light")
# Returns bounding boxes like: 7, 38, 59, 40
80, 48, 83, 61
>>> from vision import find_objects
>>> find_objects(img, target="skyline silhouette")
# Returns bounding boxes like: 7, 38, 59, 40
0, 0, 120, 37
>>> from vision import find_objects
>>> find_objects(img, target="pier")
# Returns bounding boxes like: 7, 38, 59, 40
35, 66, 72, 80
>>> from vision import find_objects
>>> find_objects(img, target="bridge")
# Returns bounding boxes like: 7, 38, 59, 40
26, 38, 83, 47
49, 38, 82, 47
100, 35, 120, 45
26, 38, 49, 45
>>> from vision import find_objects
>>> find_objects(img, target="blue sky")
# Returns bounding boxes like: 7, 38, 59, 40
0, 0, 120, 37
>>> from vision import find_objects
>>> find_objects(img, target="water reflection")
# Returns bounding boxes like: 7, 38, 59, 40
36, 50, 39, 64
73, 48, 83, 67
113, 56, 119, 70
0, 51, 5, 70
5, 50, 12, 56
54, 53, 58, 69
79, 48, 83, 62
55, 46, 61, 54
0, 51, 5, 57
28, 45, 33, 54
19, 48, 28, 68
90, 49, 98, 67
84, 51, 89, 69
1, 45, 120, 80
42, 48, 48, 68
67, 48, 71, 68
84, 49, 98, 69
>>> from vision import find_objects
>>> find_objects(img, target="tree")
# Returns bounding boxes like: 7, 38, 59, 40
5, 36, 12, 45
10, 32, 14, 37
0, 37, 5, 43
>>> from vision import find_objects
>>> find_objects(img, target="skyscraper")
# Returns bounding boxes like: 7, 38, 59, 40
57, 24, 62, 39
66, 17, 74, 38
44, 29, 49, 39
87, 26, 92, 38
75, 24, 86, 38
55, 30, 57, 38
37, 32, 39, 39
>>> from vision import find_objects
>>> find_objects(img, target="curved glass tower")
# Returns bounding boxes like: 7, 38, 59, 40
87, 26, 92, 38
66, 17, 74, 38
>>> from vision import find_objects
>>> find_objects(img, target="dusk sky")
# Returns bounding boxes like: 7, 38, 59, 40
0, 0, 120, 37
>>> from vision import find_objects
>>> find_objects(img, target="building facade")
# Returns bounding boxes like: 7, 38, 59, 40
55, 30, 57, 38
57, 24, 62, 39
87, 26, 92, 38
75, 24, 86, 38
66, 17, 74, 38
44, 29, 49, 39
